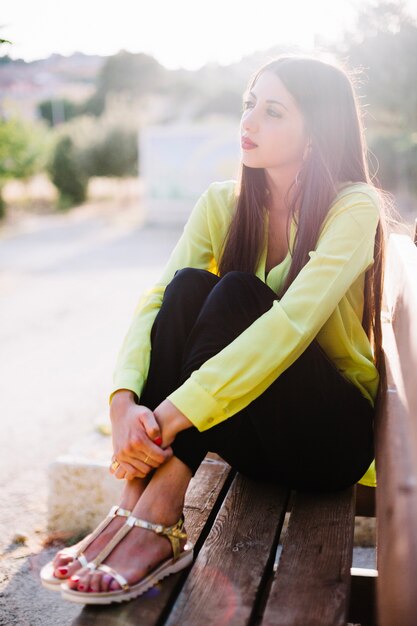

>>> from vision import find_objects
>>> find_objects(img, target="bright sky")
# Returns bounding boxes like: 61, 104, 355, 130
1, 0, 417, 70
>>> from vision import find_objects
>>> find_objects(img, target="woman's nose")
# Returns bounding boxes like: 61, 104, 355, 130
241, 110, 258, 133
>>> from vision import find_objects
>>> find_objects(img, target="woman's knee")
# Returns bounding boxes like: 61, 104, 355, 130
163, 268, 219, 301
216, 270, 257, 286
202, 270, 276, 317
168, 267, 217, 291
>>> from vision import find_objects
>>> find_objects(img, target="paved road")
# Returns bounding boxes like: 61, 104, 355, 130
0, 200, 182, 625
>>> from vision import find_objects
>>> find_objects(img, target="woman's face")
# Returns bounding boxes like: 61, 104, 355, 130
240, 70, 309, 171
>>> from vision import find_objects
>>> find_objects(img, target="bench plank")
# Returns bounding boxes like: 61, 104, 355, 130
374, 233, 417, 626
165, 473, 290, 626
74, 454, 234, 625
383, 234, 417, 425
261, 486, 356, 626
375, 321, 417, 625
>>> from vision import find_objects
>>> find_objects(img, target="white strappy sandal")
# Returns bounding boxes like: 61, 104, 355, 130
60, 512, 194, 604
40, 505, 132, 591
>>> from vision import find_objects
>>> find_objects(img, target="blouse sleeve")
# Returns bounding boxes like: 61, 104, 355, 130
108, 185, 215, 405
166, 191, 380, 431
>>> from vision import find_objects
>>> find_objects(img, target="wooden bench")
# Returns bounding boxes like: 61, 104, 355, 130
374, 230, 417, 626
79, 230, 417, 626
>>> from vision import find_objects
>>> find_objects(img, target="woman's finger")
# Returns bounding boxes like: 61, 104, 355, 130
124, 459, 156, 479
110, 458, 135, 477
121, 453, 159, 472
112, 464, 128, 479
140, 410, 162, 442
129, 435, 172, 466
113, 454, 159, 478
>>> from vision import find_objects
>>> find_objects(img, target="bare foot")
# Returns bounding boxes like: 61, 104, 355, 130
52, 477, 150, 580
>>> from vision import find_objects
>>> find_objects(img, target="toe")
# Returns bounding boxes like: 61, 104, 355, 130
109, 578, 122, 591
100, 573, 113, 591
64, 559, 84, 577
53, 565, 70, 578
74, 568, 91, 592
89, 571, 102, 592
53, 553, 74, 571
53, 557, 81, 578
67, 575, 81, 588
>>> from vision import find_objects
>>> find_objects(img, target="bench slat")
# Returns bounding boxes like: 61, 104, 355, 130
375, 322, 417, 626
384, 234, 417, 425
165, 473, 290, 626
261, 486, 356, 626
374, 233, 417, 626
76, 454, 234, 625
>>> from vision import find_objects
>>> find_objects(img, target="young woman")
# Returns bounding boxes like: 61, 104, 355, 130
41, 53, 391, 604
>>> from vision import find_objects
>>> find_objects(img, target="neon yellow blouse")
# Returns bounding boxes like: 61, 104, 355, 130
109, 179, 381, 488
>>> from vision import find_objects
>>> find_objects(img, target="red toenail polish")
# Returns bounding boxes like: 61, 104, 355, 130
78, 584, 85, 591
70, 575, 80, 582
57, 567, 68, 575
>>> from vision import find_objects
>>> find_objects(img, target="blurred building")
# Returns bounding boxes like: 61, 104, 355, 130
140, 118, 240, 224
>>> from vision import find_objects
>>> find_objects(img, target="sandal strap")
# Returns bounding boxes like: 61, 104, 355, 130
131, 513, 188, 561
73, 505, 131, 557
86, 513, 188, 569
87, 517, 135, 568
96, 563, 129, 591
75, 552, 89, 568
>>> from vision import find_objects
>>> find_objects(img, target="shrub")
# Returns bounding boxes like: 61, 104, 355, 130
47, 135, 88, 209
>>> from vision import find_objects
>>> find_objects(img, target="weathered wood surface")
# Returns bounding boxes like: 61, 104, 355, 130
384, 234, 417, 422
261, 487, 356, 626
375, 233, 417, 626
375, 323, 417, 625
165, 474, 290, 626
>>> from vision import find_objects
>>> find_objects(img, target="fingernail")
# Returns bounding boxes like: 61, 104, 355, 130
57, 567, 68, 575
153, 436, 163, 446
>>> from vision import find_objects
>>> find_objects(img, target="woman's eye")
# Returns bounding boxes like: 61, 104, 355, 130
242, 101, 281, 117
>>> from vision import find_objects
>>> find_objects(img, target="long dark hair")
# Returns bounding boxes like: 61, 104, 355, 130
218, 54, 394, 403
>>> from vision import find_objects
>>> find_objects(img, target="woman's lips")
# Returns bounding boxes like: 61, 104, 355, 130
241, 137, 258, 149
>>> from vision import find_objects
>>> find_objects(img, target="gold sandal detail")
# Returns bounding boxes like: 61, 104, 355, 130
40, 505, 132, 591
60, 513, 194, 605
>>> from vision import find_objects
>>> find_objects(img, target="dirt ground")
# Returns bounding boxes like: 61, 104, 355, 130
0, 183, 182, 625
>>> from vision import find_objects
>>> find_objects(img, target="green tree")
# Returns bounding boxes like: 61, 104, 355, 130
341, 1, 417, 130
82, 125, 138, 177
0, 116, 47, 219
326, 0, 417, 197
38, 98, 82, 126
47, 135, 88, 209
81, 51, 167, 117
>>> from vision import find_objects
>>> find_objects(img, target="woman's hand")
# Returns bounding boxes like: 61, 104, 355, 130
109, 390, 174, 480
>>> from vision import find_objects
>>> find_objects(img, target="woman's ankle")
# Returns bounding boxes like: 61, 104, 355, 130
131, 457, 191, 519
119, 475, 150, 510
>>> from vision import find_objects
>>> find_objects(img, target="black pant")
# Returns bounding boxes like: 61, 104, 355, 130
139, 268, 375, 492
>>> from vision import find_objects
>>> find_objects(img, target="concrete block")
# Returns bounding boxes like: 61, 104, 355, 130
47, 430, 123, 536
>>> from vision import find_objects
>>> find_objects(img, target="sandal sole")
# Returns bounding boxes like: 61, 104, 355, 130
60, 544, 194, 605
